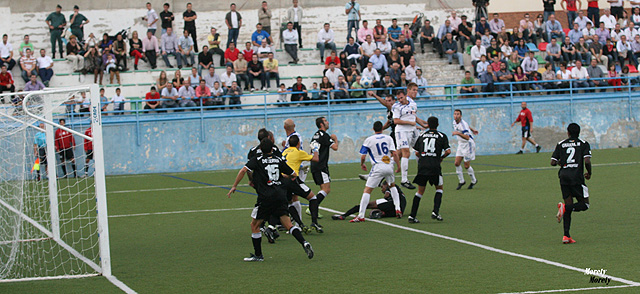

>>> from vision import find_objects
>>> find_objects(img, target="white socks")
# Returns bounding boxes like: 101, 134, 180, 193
358, 193, 370, 218
467, 166, 477, 184
455, 165, 464, 183
390, 186, 401, 211
293, 201, 302, 221
401, 157, 409, 183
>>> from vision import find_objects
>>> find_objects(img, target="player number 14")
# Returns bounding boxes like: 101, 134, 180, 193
423, 138, 436, 153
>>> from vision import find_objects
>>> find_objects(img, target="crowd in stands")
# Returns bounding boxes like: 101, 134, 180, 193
2, 0, 640, 115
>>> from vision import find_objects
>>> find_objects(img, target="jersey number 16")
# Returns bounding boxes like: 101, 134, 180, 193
375, 142, 389, 155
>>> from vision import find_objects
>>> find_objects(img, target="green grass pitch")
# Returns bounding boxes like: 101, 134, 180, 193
1, 148, 639, 293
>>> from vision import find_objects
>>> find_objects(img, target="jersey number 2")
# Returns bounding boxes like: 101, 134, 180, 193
566, 147, 576, 164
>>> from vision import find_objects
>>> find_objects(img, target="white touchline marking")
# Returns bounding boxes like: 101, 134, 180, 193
109, 207, 254, 218
105, 275, 137, 294
498, 284, 640, 294
318, 206, 640, 287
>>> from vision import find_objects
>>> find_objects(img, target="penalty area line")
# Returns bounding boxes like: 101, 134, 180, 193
498, 284, 640, 294
105, 275, 137, 294
318, 206, 640, 287
109, 207, 254, 218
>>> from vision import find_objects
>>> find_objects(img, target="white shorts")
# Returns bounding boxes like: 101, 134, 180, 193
455, 140, 476, 162
365, 163, 395, 188
395, 129, 419, 150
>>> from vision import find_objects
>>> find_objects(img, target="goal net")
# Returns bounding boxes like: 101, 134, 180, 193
0, 85, 111, 282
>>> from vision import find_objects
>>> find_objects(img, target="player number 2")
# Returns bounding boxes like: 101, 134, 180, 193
566, 147, 576, 163
375, 142, 389, 155
423, 138, 436, 153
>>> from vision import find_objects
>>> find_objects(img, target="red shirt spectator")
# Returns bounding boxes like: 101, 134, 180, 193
242, 49, 253, 62
515, 107, 533, 127
224, 47, 240, 62
55, 128, 75, 151
195, 84, 211, 97
325, 56, 340, 67
0, 71, 14, 87
145, 90, 160, 106
84, 127, 92, 152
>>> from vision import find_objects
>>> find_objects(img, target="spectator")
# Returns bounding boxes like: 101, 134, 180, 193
600, 9, 617, 30
343, 37, 361, 66
411, 68, 428, 96
490, 55, 503, 72
161, 82, 179, 109
556, 62, 572, 90
521, 51, 539, 75
603, 38, 619, 66
257, 42, 271, 61
385, 49, 399, 69
419, 20, 435, 54
518, 13, 535, 44
334, 75, 350, 101
19, 48, 37, 83
448, 11, 462, 35
495, 62, 514, 95
247, 55, 265, 91
290, 76, 308, 102
460, 71, 478, 96
233, 55, 248, 90
540, 63, 556, 90
546, 37, 564, 67
574, 10, 592, 30
277, 83, 289, 105
350, 75, 365, 101
319, 76, 333, 100
251, 23, 273, 51
225, 42, 241, 66
546, 14, 565, 42
362, 61, 381, 88
66, 36, 84, 72
317, 23, 337, 63
99, 34, 113, 51
172, 69, 184, 88
458, 15, 475, 49
631, 34, 640, 65
475, 16, 491, 41
471, 39, 486, 76
19, 35, 34, 57
583, 22, 596, 43
161, 27, 181, 68
286, 0, 304, 48
561, 0, 582, 27
221, 65, 238, 91
633, 7, 640, 27
129, 31, 146, 71
111, 88, 126, 114
617, 35, 634, 66
325, 62, 345, 85
473, 0, 490, 22
377, 36, 392, 55
207, 28, 225, 66
595, 22, 609, 45
586, 58, 605, 90
203, 67, 221, 89
514, 39, 529, 59
506, 51, 521, 72
568, 23, 583, 45
481, 29, 494, 48
137, 33, 157, 70
370, 49, 389, 76
197, 46, 212, 76
144, 86, 162, 112
497, 27, 511, 46
476, 55, 491, 76
102, 50, 120, 85
113, 34, 128, 70
159, 3, 174, 35
479, 64, 497, 94
387, 62, 402, 86
373, 19, 387, 42
69, 5, 89, 42
24, 74, 45, 92
0, 35, 16, 71
607, 63, 622, 90
590, 34, 608, 67
83, 46, 101, 84
227, 81, 243, 108
543, 0, 557, 22
435, 20, 453, 57
576, 37, 592, 64
178, 83, 197, 109
443, 33, 464, 70
586, 1, 599, 24
0, 64, 15, 98
263, 52, 280, 90
487, 38, 503, 60
156, 71, 169, 92
345, 62, 360, 83
225, 3, 243, 47
99, 88, 109, 113
211, 81, 225, 108
357, 20, 374, 43
45, 5, 66, 58
283, 22, 300, 63
404, 57, 419, 81
195, 79, 212, 107
36, 49, 54, 87
345, 0, 361, 41
258, 1, 273, 35
490, 13, 506, 37
399, 45, 413, 70
183, 3, 198, 52
610, 0, 624, 19
623, 22, 637, 41
187, 67, 200, 88
534, 14, 546, 42
387, 18, 402, 48
325, 50, 340, 70
513, 66, 529, 93
178, 29, 195, 67
360, 35, 376, 68
144, 2, 159, 35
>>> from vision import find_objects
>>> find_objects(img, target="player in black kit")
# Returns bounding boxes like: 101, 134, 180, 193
228, 138, 314, 261
309, 117, 339, 232
551, 123, 592, 244
331, 180, 407, 220
408, 116, 451, 223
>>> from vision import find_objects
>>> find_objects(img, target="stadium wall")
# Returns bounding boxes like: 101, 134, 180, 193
63, 96, 638, 175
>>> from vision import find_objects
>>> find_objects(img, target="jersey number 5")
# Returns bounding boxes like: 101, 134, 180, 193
375, 142, 389, 155
423, 138, 436, 153
265, 164, 280, 182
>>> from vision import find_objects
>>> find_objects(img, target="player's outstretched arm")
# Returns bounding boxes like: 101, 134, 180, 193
470, 126, 479, 135
394, 118, 416, 126
584, 157, 592, 180
416, 117, 429, 129
227, 167, 248, 197
368, 91, 392, 110
452, 131, 470, 140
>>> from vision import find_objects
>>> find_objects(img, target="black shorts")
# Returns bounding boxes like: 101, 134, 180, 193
37, 147, 47, 165
252, 194, 289, 220
522, 126, 531, 138
286, 177, 312, 201
85, 149, 94, 160
58, 148, 74, 161
413, 173, 443, 187
560, 184, 589, 200
376, 200, 397, 217
312, 168, 331, 186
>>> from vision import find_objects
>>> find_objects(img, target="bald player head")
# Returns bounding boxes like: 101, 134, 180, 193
284, 119, 296, 134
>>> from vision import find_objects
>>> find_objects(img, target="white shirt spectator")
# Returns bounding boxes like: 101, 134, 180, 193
501, 44, 513, 57
161, 87, 179, 97
0, 41, 12, 58
147, 8, 159, 29
361, 67, 380, 82
257, 45, 271, 61
582, 28, 596, 40
282, 29, 298, 44
37, 55, 53, 69
570, 66, 589, 79
574, 16, 593, 30
616, 40, 632, 54
324, 68, 344, 85
600, 14, 617, 30
220, 72, 237, 87
448, 16, 462, 30
411, 76, 428, 96
203, 72, 221, 89
476, 61, 490, 75
360, 41, 377, 56
611, 30, 624, 42
317, 28, 335, 44
624, 28, 638, 41
111, 94, 127, 108
556, 69, 572, 80
178, 85, 195, 98
404, 65, 420, 81
521, 56, 538, 73
376, 41, 392, 54
470, 45, 486, 61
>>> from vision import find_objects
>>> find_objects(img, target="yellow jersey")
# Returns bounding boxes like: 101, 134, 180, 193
282, 147, 313, 174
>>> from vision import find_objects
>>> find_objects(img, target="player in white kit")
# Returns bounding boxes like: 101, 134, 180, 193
452, 109, 479, 190
393, 84, 429, 190
350, 121, 402, 222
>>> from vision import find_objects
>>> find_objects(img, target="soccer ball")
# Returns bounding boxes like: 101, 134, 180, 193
360, 76, 373, 88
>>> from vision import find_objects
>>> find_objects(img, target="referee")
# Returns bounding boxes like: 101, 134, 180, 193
33, 123, 47, 181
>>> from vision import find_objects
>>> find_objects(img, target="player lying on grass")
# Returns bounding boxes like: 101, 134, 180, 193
332, 180, 406, 220
228, 138, 314, 261
551, 123, 592, 244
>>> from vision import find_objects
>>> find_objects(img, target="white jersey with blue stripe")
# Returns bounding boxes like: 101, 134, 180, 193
453, 119, 474, 144
284, 131, 303, 150
360, 134, 396, 165
391, 97, 417, 132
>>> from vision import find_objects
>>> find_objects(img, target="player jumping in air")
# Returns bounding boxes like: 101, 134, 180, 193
332, 180, 406, 220
452, 109, 479, 190
393, 84, 429, 190
551, 123, 592, 244
408, 116, 451, 223
511, 102, 541, 154
309, 117, 338, 230
228, 138, 314, 261
350, 121, 402, 222
358, 91, 397, 181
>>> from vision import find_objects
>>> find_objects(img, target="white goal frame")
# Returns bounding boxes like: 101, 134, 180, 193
0, 84, 112, 282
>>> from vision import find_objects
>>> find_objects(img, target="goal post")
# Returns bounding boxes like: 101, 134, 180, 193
0, 84, 112, 281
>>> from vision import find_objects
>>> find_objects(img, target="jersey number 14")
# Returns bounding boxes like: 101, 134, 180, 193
423, 138, 436, 153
